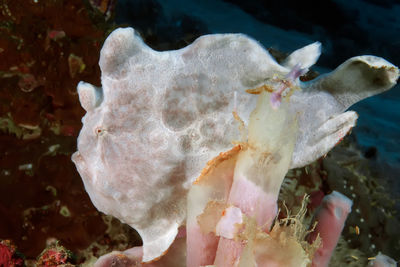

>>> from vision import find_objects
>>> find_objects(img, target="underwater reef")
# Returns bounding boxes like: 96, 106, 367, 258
0, 0, 399, 266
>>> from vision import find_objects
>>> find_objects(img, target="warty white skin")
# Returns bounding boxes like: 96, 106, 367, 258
72, 27, 399, 262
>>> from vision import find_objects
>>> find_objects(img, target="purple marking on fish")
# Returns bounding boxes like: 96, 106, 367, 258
270, 64, 307, 109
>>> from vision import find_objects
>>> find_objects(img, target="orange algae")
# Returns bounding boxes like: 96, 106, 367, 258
194, 145, 242, 185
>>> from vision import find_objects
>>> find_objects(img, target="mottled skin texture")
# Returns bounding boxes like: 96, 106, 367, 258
72, 27, 399, 262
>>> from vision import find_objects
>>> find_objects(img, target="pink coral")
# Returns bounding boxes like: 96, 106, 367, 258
0, 240, 24, 267
308, 191, 353, 267
36, 243, 73, 267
